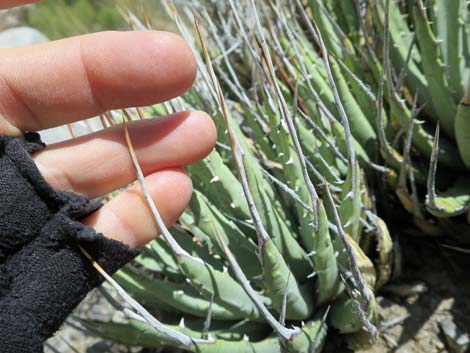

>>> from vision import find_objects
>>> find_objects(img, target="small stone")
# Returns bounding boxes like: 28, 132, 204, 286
0, 26, 48, 48
439, 319, 470, 353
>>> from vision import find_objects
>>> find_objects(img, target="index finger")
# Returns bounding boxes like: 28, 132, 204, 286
0, 0, 39, 10
0, 30, 196, 133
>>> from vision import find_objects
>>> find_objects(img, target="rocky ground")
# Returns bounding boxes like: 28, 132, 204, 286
328, 235, 470, 353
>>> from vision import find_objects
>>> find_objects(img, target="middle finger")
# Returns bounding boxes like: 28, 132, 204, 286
33, 110, 216, 198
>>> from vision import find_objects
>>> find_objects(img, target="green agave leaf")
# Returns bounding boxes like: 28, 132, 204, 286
338, 59, 387, 131
193, 339, 280, 353
388, 91, 463, 170
373, 0, 431, 112
179, 210, 215, 249
260, 100, 328, 272
413, 0, 457, 138
296, 119, 342, 185
331, 121, 371, 169
430, 0, 465, 100
177, 253, 270, 321
136, 237, 180, 279
190, 190, 261, 278
285, 314, 328, 353
220, 106, 313, 279
243, 153, 313, 280
337, 1, 359, 42
143, 228, 223, 275
329, 287, 376, 334
339, 161, 362, 242
426, 177, 470, 217
281, 37, 339, 118
83, 320, 279, 353
455, 95, 470, 169
261, 240, 314, 320
261, 106, 314, 227
114, 270, 242, 320
134, 251, 180, 279
308, 0, 363, 78
329, 57, 377, 158
190, 190, 261, 279
189, 149, 250, 221
311, 202, 342, 305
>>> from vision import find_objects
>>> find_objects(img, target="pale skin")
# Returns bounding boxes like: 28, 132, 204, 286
0, 1, 217, 248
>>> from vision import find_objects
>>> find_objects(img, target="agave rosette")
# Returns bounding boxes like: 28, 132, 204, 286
80, 1, 403, 352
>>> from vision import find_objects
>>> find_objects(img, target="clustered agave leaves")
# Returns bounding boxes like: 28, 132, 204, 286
81, 0, 469, 352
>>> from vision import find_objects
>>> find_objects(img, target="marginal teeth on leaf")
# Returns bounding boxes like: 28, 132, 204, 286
307, 272, 317, 279
343, 219, 353, 228
176, 290, 184, 296
286, 156, 294, 165
243, 334, 250, 342
334, 251, 340, 258
307, 250, 317, 257
179, 318, 185, 328
210, 175, 220, 183
223, 266, 228, 273
230, 202, 236, 208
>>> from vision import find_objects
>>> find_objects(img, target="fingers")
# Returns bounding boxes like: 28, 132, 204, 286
0, 0, 39, 9
82, 168, 192, 248
0, 31, 196, 134
33, 110, 216, 198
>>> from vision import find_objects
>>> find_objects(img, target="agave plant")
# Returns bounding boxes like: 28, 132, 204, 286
302, 0, 470, 243
78, 1, 398, 352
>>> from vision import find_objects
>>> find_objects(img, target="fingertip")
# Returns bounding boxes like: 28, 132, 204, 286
188, 110, 218, 158
82, 30, 198, 108
83, 168, 193, 248
147, 168, 193, 224
146, 31, 198, 93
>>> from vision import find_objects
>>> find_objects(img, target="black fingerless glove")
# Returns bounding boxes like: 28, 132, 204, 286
0, 133, 140, 353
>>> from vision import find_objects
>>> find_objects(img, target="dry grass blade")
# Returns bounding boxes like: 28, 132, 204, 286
250, 0, 320, 216
195, 15, 271, 248
426, 124, 440, 210
323, 181, 377, 339
122, 122, 199, 261
212, 223, 299, 341
376, 0, 402, 164
78, 246, 206, 348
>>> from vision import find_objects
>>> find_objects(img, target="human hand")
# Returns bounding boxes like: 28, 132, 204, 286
0, 1, 217, 248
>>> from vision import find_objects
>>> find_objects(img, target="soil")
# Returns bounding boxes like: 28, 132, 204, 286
324, 235, 470, 353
